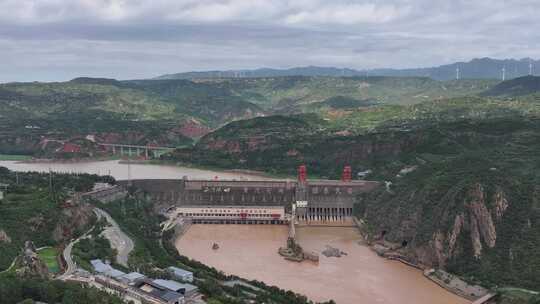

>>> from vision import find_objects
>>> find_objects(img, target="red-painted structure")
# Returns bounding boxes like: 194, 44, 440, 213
298, 165, 307, 183
341, 166, 352, 182
61, 143, 82, 153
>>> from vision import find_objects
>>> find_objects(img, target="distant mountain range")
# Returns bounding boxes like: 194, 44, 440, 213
155, 57, 539, 81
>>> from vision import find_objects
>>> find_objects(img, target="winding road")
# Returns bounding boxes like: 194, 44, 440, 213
58, 224, 94, 280
59, 207, 134, 279
94, 207, 134, 267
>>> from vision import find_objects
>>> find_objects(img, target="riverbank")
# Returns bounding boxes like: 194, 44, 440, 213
0, 154, 32, 161
353, 216, 488, 302
16, 156, 121, 164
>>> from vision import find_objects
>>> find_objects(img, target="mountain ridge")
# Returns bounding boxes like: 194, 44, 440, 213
155, 57, 539, 81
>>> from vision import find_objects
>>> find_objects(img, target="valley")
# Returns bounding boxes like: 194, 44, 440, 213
2, 1, 540, 302
2, 73, 540, 304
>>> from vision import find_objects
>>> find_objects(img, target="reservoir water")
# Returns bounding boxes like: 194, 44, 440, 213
1, 160, 469, 304
176, 225, 469, 304
0, 160, 271, 181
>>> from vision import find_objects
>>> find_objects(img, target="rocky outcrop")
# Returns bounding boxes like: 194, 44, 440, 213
0, 229, 11, 243
16, 241, 49, 279
361, 181, 512, 269
178, 119, 211, 138
432, 231, 447, 267
52, 203, 94, 243
493, 188, 509, 221
447, 213, 464, 257
466, 183, 497, 257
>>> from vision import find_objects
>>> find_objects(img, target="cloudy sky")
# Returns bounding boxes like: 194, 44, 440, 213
0, 0, 538, 82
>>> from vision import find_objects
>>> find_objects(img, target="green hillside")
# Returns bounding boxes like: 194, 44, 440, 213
167, 93, 540, 176
0, 76, 497, 157
355, 117, 540, 289
0, 168, 113, 271
213, 76, 497, 110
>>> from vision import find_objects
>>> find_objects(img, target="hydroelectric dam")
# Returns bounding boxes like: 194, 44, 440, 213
118, 166, 380, 225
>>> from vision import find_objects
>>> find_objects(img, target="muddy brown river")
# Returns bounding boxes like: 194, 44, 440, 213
176, 225, 469, 304
0, 160, 272, 181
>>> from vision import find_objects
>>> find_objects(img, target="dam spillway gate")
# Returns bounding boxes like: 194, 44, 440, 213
121, 167, 380, 226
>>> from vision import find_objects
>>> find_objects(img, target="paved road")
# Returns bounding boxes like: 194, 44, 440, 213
58, 225, 94, 280
94, 207, 134, 267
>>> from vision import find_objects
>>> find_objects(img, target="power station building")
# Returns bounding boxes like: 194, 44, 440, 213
123, 166, 380, 224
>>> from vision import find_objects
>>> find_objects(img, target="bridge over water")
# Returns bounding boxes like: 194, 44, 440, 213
98, 143, 175, 158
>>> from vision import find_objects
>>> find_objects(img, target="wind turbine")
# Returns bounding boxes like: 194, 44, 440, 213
530, 60, 534, 76
456, 67, 460, 80
502, 67, 506, 81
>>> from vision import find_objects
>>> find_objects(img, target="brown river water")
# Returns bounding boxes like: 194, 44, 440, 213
0, 160, 272, 181
176, 225, 469, 304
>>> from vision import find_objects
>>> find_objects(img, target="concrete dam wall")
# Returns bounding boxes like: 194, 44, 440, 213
120, 178, 380, 222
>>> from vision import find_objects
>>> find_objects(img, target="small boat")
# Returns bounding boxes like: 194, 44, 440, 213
212, 243, 219, 250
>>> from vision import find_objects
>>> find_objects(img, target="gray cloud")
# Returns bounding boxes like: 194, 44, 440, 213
0, 0, 538, 82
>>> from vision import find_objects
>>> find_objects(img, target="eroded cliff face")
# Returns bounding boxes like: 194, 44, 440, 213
52, 203, 94, 243
424, 184, 506, 267
360, 181, 515, 269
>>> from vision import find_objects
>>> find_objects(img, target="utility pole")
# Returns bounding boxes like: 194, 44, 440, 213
127, 158, 132, 187
48, 168, 55, 203
49, 168, 53, 193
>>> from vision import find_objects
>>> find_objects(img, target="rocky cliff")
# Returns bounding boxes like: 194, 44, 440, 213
355, 118, 540, 289
52, 203, 95, 243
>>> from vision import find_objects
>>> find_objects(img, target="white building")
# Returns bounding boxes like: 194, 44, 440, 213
167, 266, 193, 283
90, 259, 125, 280
90, 259, 113, 274
176, 205, 286, 223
